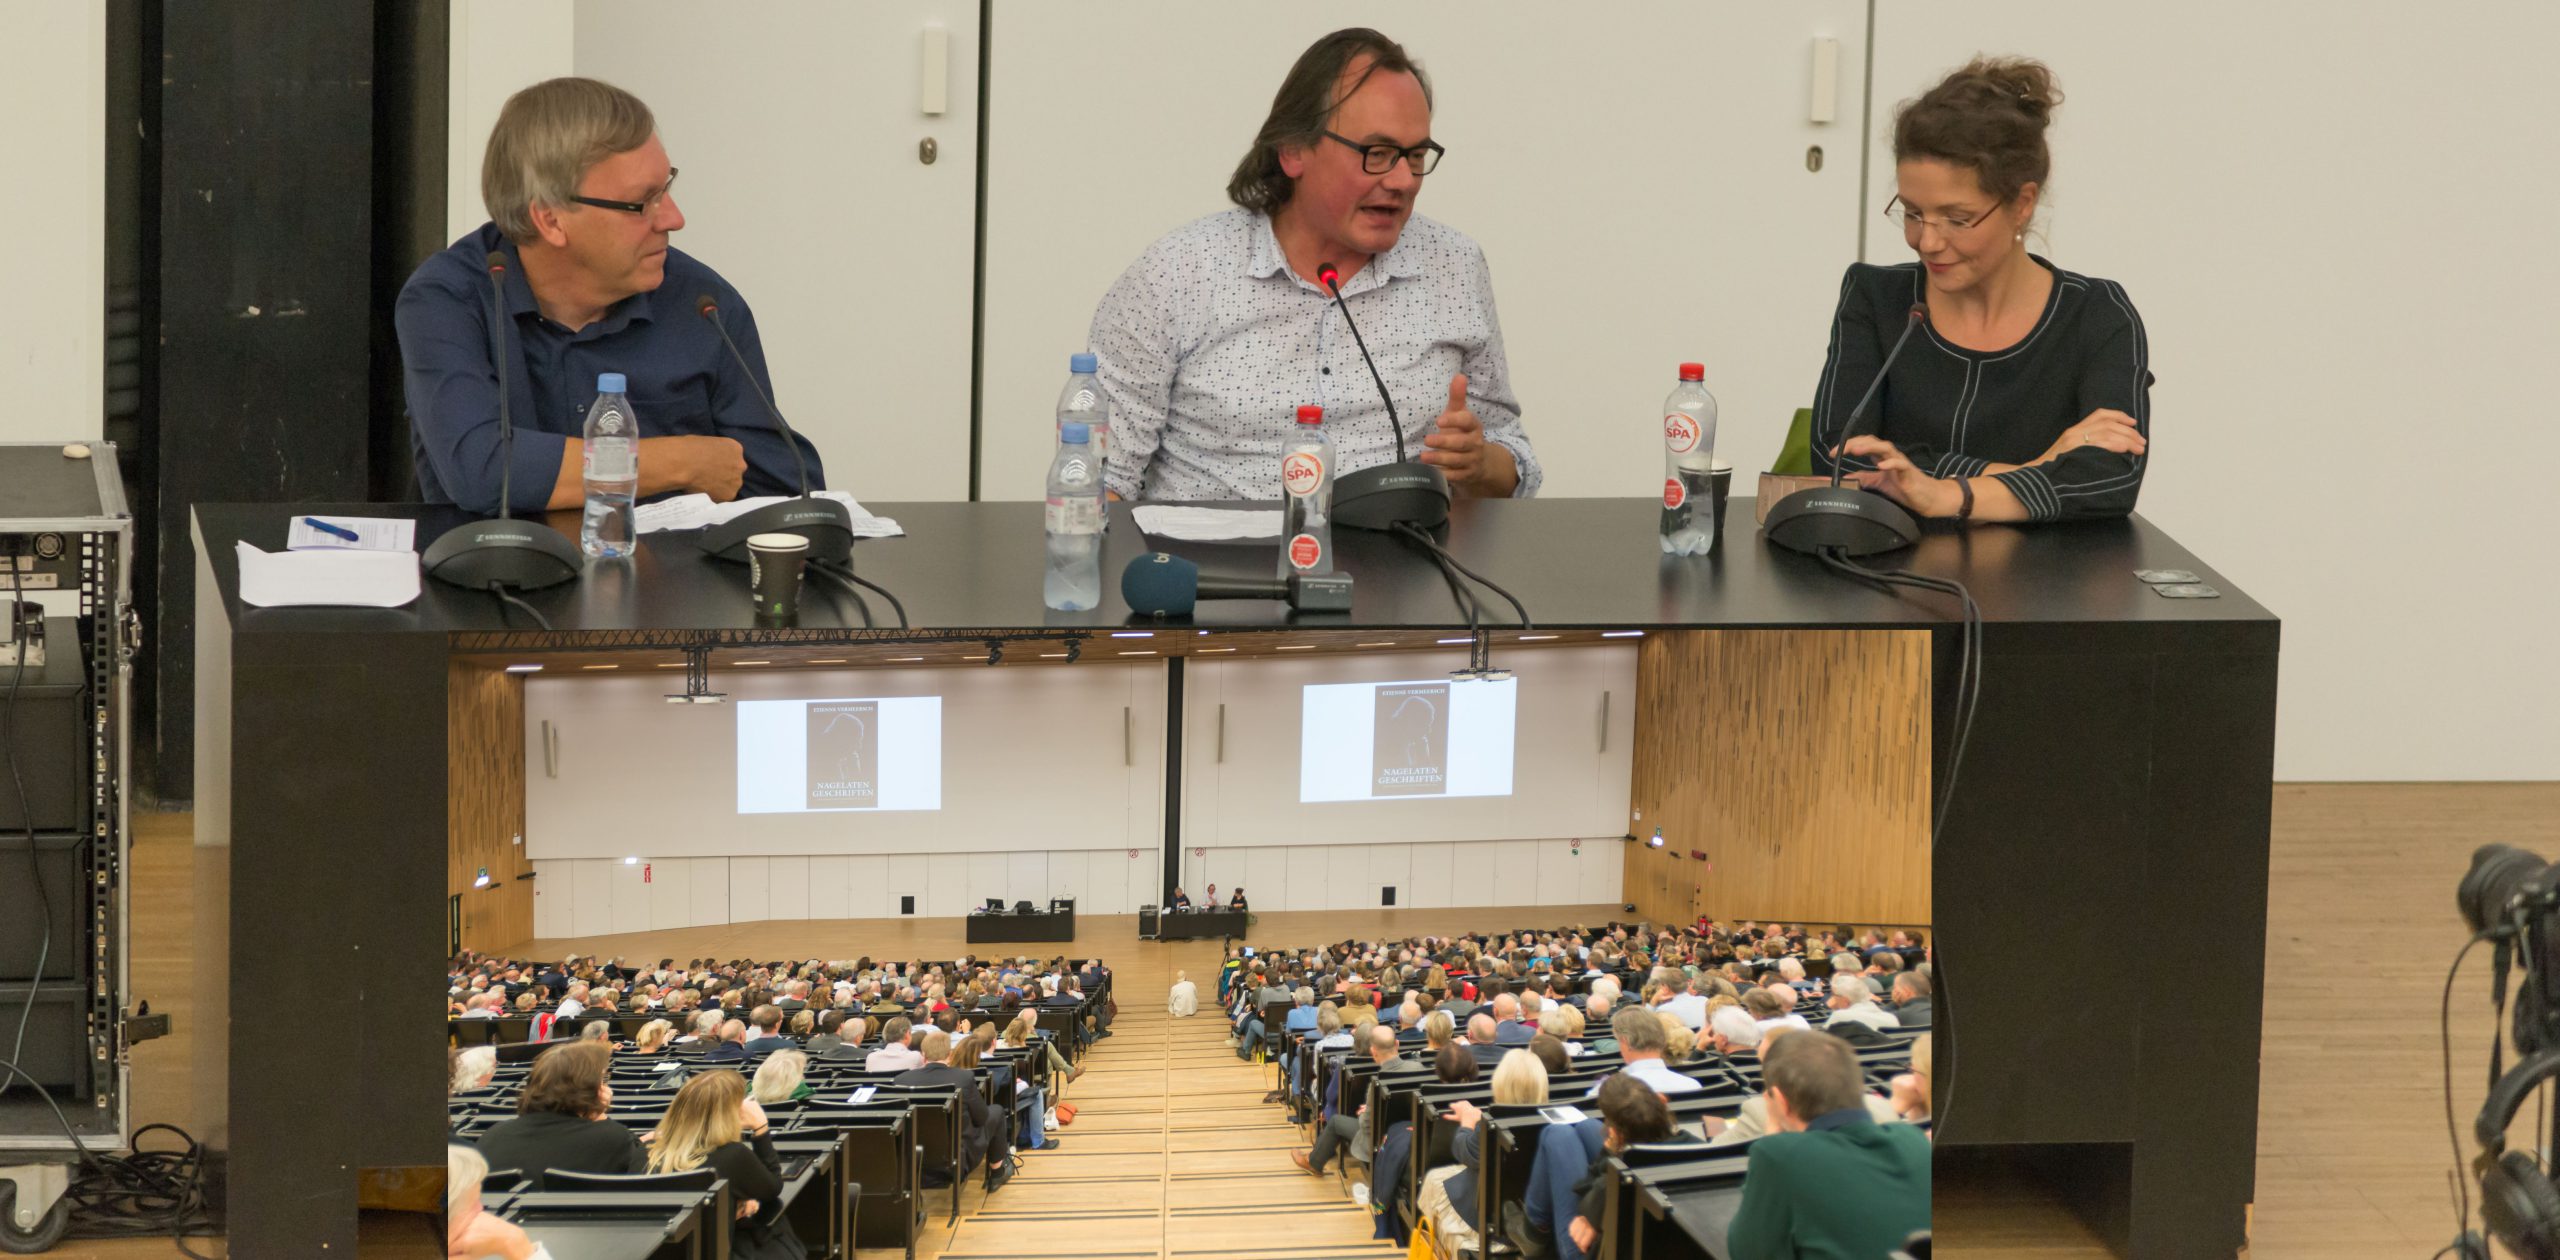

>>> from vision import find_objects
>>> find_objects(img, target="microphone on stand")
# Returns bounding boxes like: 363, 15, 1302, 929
689, 292, 856, 566
1120, 552, 1353, 618
1314, 261, 1450, 531
1761, 303, 1929, 557
424, 250, 581, 596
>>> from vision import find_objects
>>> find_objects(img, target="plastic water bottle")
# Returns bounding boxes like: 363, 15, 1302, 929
1278, 404, 1334, 577
1058, 352, 1110, 469
580, 371, 638, 559
1044, 422, 1104, 610
1660, 362, 1717, 557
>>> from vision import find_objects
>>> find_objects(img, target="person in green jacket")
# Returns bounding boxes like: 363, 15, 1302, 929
1726, 1028, 1930, 1260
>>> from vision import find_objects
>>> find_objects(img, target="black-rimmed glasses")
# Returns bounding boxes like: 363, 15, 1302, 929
1320, 131, 1444, 176
570, 168, 681, 216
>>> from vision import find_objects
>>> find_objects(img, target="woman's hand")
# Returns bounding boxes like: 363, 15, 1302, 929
739, 1097, 769, 1133
1450, 1099, 1482, 1130
2037, 408, 2145, 464
1569, 1215, 1599, 1252
736, 1197, 761, 1220
1889, 1071, 1928, 1120
1839, 435, 1961, 518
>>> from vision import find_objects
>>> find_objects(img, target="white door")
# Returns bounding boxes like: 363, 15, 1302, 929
979, 2, 1871, 501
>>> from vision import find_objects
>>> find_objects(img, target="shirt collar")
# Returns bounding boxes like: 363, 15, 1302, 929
491, 237, 657, 337
1246, 210, 1427, 293
1805, 1107, 1874, 1133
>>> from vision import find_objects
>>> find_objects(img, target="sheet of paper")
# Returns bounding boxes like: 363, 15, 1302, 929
1539, 1105, 1589, 1125
286, 515, 415, 553
845, 1086, 878, 1105
635, 491, 904, 539
1131, 505, 1283, 541
235, 542, 420, 608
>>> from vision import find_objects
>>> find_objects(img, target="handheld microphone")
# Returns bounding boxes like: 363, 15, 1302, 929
1761, 303, 1928, 557
423, 250, 581, 595
1314, 261, 1450, 530
689, 292, 854, 566
1120, 552, 1354, 618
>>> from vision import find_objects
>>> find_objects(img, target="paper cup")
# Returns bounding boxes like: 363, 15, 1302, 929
747, 533, 810, 620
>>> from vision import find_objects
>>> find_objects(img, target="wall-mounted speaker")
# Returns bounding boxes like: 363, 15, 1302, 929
1381, 886, 1396, 907
899, 895, 915, 916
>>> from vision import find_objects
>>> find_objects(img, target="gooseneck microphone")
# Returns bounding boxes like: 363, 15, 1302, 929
1314, 261, 1451, 531
689, 292, 855, 566
424, 250, 581, 608
1120, 552, 1353, 618
695, 293, 906, 627
1761, 303, 1929, 557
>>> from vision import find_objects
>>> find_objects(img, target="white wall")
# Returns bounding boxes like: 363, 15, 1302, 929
450, 1, 979, 501
524, 663, 1165, 858
978, 2, 1870, 502
1, 6, 105, 443
1867, 1, 2560, 779
1181, 645, 1636, 846
532, 847, 1161, 940
1178, 839, 1620, 915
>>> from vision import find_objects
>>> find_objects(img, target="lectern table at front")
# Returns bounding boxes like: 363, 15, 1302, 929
190, 496, 2274, 1258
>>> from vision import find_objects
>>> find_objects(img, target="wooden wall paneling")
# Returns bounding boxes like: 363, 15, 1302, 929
447, 661, 530, 952
1625, 630, 1932, 926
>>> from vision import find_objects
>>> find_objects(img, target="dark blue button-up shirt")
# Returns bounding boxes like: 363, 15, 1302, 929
394, 222, 826, 513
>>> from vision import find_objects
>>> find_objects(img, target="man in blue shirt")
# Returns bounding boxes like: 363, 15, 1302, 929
396, 77, 823, 515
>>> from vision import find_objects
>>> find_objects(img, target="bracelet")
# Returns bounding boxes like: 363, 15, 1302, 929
1954, 476, 1976, 522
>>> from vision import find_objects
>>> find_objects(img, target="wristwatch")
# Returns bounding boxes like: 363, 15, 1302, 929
1954, 476, 1976, 522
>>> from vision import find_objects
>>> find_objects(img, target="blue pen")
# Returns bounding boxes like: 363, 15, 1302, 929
302, 517, 359, 542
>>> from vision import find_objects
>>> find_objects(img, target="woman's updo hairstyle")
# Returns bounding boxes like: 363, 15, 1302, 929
1892, 57, 2063, 208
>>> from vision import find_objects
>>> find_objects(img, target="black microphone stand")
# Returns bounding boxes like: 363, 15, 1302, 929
691, 294, 857, 567
1317, 264, 1451, 531
423, 250, 582, 619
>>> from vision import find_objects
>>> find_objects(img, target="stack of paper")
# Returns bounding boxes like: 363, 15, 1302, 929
635, 490, 903, 539
1131, 505, 1282, 541
286, 515, 417, 552
236, 542, 419, 608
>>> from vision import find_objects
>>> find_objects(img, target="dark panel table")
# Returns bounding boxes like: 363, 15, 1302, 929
1158, 908, 1249, 940
965, 909, 1074, 943
191, 496, 2276, 1258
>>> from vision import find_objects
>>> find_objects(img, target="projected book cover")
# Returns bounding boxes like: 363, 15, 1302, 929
1372, 682, 1451, 796
806, 701, 881, 809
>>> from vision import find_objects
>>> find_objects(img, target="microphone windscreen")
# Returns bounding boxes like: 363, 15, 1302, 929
1317, 262, 1340, 287
695, 292, 721, 319
1120, 552, 1199, 616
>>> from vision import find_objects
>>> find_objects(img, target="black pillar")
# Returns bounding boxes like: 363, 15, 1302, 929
149, 0, 447, 804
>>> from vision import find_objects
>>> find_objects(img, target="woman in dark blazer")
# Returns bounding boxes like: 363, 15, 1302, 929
471, 1041, 646, 1181
647, 1068, 803, 1260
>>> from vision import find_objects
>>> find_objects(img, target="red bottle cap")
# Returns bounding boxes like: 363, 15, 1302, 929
1297, 405, 1323, 424
1678, 363, 1705, 382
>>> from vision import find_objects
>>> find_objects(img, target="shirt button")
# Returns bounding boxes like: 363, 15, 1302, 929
1322, 367, 1331, 375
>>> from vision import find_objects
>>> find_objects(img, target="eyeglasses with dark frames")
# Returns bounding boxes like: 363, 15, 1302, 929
1883, 193, 2007, 235
1320, 131, 1445, 176
569, 168, 681, 216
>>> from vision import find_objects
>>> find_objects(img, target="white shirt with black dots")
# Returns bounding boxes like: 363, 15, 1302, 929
1086, 206, 1541, 502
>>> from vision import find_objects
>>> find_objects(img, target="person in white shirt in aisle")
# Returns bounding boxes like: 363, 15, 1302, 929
1086, 27, 1541, 503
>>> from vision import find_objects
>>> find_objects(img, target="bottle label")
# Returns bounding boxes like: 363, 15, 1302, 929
1663, 412, 1700, 454
1288, 533, 1323, 570
1282, 450, 1326, 497
1662, 477, 1686, 509
586, 439, 635, 481
1046, 495, 1103, 535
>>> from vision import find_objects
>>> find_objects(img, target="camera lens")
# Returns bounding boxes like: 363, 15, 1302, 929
2459, 844, 2552, 934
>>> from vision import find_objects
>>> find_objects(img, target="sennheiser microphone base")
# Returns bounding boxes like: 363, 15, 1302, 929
695, 497, 856, 566
1333, 462, 1451, 531
423, 518, 582, 590
1760, 484, 1922, 557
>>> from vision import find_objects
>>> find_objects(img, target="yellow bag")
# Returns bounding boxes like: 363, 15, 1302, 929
1407, 1215, 1438, 1260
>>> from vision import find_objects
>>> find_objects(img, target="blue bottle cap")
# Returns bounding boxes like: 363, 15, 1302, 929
597, 372, 628, 393
1070, 352, 1098, 374
1060, 422, 1091, 443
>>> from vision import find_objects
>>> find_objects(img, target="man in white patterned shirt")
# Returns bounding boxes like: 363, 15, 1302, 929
1087, 28, 1541, 503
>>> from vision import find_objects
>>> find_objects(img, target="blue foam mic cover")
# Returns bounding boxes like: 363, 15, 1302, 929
1120, 552, 1200, 616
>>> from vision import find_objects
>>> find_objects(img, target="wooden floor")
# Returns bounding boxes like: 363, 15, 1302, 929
37, 783, 2560, 1256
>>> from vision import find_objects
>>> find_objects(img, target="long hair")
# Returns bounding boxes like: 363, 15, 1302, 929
648, 1069, 746, 1174
1226, 29, 1431, 213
